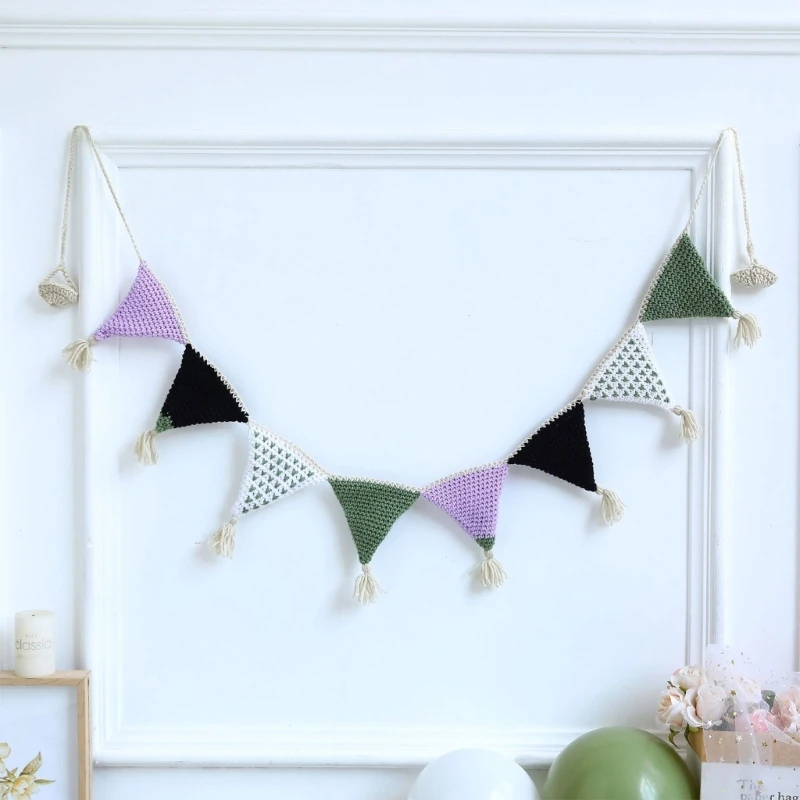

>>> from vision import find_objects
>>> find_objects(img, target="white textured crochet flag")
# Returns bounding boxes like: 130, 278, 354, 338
583, 323, 672, 408
233, 423, 326, 517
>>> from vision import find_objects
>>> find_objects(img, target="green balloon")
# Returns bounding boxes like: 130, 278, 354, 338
543, 727, 699, 800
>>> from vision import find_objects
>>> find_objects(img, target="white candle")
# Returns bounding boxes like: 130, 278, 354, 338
14, 610, 55, 678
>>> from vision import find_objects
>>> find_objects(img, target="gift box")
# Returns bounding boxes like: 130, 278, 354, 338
688, 729, 800, 765
687, 731, 800, 800
686, 731, 800, 764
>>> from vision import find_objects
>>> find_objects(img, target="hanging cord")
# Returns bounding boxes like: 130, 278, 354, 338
71, 125, 143, 263
728, 129, 775, 286
59, 126, 80, 274
682, 130, 729, 237
38, 128, 81, 307
39, 125, 144, 308
684, 128, 775, 288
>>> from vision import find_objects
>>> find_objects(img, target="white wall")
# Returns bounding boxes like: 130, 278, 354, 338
1, 3, 798, 798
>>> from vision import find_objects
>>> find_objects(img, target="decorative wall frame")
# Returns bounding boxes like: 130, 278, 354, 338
75, 130, 738, 768
0, 670, 92, 800
2, 14, 800, 55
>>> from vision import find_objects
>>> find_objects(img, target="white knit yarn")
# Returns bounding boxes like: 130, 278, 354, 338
233, 423, 326, 517
582, 323, 671, 408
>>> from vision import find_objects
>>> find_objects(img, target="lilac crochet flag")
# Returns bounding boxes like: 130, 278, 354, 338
94, 263, 188, 343
423, 463, 508, 551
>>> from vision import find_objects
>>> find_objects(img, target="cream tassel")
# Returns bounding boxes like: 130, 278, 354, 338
475, 549, 507, 589
135, 430, 159, 466
62, 336, 96, 372
672, 406, 702, 443
597, 486, 625, 525
732, 310, 761, 349
354, 563, 384, 604
210, 518, 238, 559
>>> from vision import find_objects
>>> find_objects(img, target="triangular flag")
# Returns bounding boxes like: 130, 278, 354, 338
94, 263, 189, 343
329, 478, 419, 565
208, 425, 325, 559
640, 234, 734, 322
233, 423, 325, 517
508, 402, 597, 492
423, 463, 507, 552
583, 323, 672, 409
156, 344, 248, 432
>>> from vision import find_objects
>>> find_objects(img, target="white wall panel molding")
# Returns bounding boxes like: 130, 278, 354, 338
77, 131, 735, 768
3, 17, 800, 53
0, 129, 8, 673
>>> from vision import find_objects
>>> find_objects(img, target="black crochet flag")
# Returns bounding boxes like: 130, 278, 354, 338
157, 344, 249, 431
508, 401, 597, 492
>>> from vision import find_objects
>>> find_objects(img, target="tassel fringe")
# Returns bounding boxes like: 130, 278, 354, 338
672, 406, 702, 443
210, 518, 238, 559
732, 310, 761, 349
62, 336, 96, 372
354, 563, 384, 604
597, 486, 625, 525
475, 549, 507, 589
135, 430, 159, 466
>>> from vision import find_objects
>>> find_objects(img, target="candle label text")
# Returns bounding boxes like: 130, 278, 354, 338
15, 638, 52, 652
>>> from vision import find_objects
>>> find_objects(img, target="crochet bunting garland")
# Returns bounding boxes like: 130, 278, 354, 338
134, 344, 248, 465
53, 126, 773, 603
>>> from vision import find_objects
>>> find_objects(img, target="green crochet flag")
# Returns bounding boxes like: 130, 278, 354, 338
640, 233, 734, 322
329, 478, 419, 564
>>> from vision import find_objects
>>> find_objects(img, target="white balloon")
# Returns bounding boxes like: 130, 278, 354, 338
409, 748, 539, 800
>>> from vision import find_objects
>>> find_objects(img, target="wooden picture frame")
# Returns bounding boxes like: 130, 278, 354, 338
0, 671, 91, 800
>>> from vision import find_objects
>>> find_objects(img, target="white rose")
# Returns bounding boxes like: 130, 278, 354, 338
670, 666, 704, 692
732, 677, 763, 706
691, 684, 728, 726
0, 744, 9, 760
683, 687, 704, 727
658, 686, 688, 728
